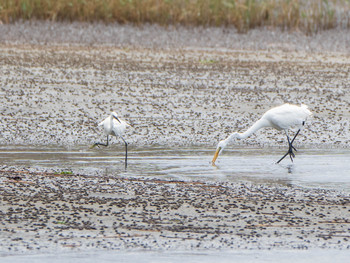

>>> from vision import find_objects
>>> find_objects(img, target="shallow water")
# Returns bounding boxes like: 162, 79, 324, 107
0, 146, 349, 192
2, 249, 350, 263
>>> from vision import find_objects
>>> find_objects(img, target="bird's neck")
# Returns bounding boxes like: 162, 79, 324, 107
109, 115, 114, 126
226, 118, 268, 143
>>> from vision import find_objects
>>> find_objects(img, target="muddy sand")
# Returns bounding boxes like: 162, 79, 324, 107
0, 22, 349, 148
0, 22, 350, 255
1, 170, 350, 253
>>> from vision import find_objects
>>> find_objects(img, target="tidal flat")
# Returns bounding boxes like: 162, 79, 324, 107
0, 22, 349, 260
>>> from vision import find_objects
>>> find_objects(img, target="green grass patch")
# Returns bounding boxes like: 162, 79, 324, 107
60, 171, 73, 175
200, 58, 217, 64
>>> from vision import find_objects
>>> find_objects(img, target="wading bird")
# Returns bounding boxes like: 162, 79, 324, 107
91, 112, 131, 168
212, 103, 312, 165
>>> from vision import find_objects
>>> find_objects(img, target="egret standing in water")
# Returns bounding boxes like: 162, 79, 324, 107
91, 112, 131, 168
212, 103, 312, 165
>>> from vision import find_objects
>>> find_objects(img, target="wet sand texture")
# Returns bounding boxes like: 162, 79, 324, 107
0, 22, 350, 254
1, 172, 350, 252
0, 25, 350, 147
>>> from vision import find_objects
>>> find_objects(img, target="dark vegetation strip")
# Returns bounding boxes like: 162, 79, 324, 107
1, 0, 350, 34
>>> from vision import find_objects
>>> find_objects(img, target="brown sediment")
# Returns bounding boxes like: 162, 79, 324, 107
0, 24, 349, 148
0, 169, 350, 252
0, 22, 349, 254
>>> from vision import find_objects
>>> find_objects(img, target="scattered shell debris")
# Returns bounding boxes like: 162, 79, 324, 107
0, 22, 349, 254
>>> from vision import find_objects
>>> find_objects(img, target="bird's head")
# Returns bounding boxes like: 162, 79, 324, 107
111, 111, 121, 123
212, 139, 227, 165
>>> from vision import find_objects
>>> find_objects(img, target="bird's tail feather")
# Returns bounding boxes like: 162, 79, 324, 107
301, 104, 312, 117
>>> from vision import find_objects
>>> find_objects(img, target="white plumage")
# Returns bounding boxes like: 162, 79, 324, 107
92, 112, 131, 168
263, 104, 311, 131
98, 111, 130, 138
212, 103, 312, 164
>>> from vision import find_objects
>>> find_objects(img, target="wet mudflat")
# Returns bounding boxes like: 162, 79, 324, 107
1, 147, 350, 257
0, 24, 350, 148
0, 22, 350, 260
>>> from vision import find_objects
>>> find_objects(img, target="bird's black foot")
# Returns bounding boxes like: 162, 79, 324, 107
90, 142, 108, 149
287, 143, 297, 162
277, 129, 301, 164
90, 136, 109, 149
277, 143, 297, 164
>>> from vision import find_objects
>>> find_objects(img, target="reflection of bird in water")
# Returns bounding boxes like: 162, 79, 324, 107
212, 103, 312, 165
287, 164, 294, 174
91, 112, 131, 168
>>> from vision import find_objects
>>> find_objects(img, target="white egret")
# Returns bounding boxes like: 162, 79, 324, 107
212, 103, 312, 164
91, 112, 131, 168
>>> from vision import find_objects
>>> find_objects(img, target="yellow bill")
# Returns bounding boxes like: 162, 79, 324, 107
212, 147, 221, 164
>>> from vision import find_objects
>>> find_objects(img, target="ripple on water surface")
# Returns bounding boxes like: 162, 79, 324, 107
0, 146, 349, 192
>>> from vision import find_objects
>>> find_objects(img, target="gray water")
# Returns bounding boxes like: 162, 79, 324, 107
2, 249, 350, 263
1, 146, 349, 192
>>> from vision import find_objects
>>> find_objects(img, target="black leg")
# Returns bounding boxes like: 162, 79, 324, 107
91, 135, 109, 148
276, 130, 300, 164
290, 129, 300, 151
276, 134, 294, 163
120, 136, 128, 169
291, 129, 300, 144
277, 152, 289, 164
286, 134, 296, 161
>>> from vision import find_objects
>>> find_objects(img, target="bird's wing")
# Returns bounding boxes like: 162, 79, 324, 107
111, 119, 126, 136
265, 104, 311, 130
300, 104, 312, 117
98, 116, 109, 127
